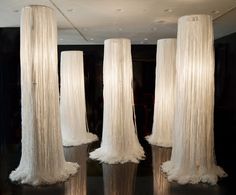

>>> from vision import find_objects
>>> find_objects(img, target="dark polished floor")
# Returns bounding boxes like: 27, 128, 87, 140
0, 136, 235, 195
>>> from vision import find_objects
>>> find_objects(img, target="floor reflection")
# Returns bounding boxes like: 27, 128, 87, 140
0, 141, 232, 195
152, 145, 171, 195
103, 162, 138, 195
0, 152, 11, 195
64, 144, 88, 195
13, 183, 65, 195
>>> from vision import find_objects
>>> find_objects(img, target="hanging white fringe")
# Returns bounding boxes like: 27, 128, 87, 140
64, 145, 88, 195
9, 5, 78, 186
60, 51, 98, 146
146, 39, 176, 147
89, 38, 145, 164
161, 15, 227, 185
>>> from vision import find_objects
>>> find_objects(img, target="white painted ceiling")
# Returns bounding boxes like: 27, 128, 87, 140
0, 0, 236, 44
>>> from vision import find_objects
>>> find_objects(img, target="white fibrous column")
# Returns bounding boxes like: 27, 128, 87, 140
60, 51, 98, 146
90, 38, 145, 164
146, 39, 176, 147
162, 15, 227, 185
9, 6, 78, 185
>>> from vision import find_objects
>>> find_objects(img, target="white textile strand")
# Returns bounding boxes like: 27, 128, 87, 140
60, 51, 98, 146
89, 38, 145, 164
161, 15, 227, 185
146, 39, 176, 147
9, 5, 78, 185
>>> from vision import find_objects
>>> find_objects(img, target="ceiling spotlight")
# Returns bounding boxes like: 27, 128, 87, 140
90, 38, 94, 41
155, 20, 165, 24
152, 27, 157, 31
211, 10, 220, 14
164, 8, 173, 13
116, 8, 124, 12
59, 38, 63, 41
144, 38, 148, 41
140, 41, 144, 44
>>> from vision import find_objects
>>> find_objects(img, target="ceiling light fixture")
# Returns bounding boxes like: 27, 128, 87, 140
211, 10, 220, 14
13, 9, 19, 13
152, 27, 157, 31
144, 38, 148, 41
155, 20, 165, 24
116, 8, 124, 12
164, 8, 173, 13
90, 38, 94, 41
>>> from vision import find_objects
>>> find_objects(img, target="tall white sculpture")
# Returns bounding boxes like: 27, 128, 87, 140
146, 39, 176, 147
60, 51, 98, 146
9, 5, 78, 185
90, 38, 145, 163
162, 15, 227, 185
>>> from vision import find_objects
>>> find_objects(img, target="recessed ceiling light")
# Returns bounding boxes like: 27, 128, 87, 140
152, 27, 157, 31
164, 8, 173, 13
67, 9, 73, 12
118, 28, 123, 31
13, 9, 19, 13
116, 8, 124, 12
144, 38, 148, 41
155, 20, 165, 24
90, 38, 94, 41
59, 38, 63, 41
211, 10, 220, 14
140, 41, 144, 44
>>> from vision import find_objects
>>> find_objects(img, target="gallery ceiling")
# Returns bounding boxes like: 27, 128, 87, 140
0, 0, 236, 44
